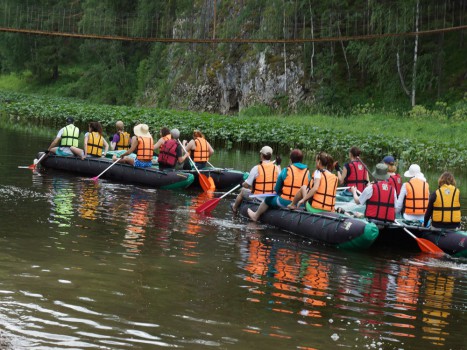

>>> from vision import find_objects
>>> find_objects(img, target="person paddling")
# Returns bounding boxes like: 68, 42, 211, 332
157, 129, 187, 170
84, 122, 109, 158
247, 149, 310, 222
182, 130, 214, 170
153, 127, 172, 153
113, 124, 153, 168
110, 121, 131, 151
288, 152, 338, 213
48, 116, 85, 160
395, 164, 429, 222
383, 155, 402, 196
423, 172, 461, 229
350, 163, 397, 222
336, 146, 369, 195
232, 146, 281, 214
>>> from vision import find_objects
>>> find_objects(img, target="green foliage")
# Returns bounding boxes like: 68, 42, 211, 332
1, 90, 465, 171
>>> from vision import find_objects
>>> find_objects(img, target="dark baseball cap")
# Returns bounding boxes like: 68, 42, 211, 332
66, 116, 74, 124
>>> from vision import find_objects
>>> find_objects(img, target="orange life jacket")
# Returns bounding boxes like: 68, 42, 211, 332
192, 138, 210, 162
253, 162, 278, 194
136, 136, 154, 162
280, 165, 310, 201
86, 132, 103, 157
310, 170, 338, 212
404, 178, 429, 215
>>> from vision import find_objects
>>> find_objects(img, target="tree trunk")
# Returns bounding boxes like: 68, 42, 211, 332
411, 0, 420, 107
309, 2, 314, 79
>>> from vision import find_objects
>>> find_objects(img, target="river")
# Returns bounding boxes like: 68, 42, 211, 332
0, 125, 466, 349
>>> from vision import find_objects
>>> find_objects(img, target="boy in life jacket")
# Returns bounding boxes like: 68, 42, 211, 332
350, 163, 397, 222
157, 129, 187, 170
383, 155, 402, 196
247, 149, 311, 222
423, 172, 461, 229
48, 116, 85, 160
395, 164, 430, 222
114, 124, 154, 168
84, 122, 109, 158
110, 121, 131, 151
231, 145, 281, 214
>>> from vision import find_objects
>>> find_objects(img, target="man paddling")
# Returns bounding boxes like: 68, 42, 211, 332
157, 129, 188, 170
350, 163, 397, 222
232, 146, 281, 214
48, 116, 85, 160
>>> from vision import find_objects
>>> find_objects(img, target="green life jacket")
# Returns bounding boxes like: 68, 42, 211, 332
60, 124, 79, 147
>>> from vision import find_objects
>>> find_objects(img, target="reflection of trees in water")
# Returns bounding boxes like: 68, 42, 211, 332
239, 239, 459, 347
49, 177, 75, 228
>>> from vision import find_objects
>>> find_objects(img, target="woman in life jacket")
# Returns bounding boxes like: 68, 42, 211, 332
288, 152, 338, 213
157, 129, 187, 170
336, 146, 369, 194
110, 120, 131, 151
84, 121, 109, 157
395, 164, 430, 222
247, 149, 311, 222
383, 155, 402, 196
423, 172, 461, 229
350, 163, 397, 222
182, 130, 214, 170
113, 124, 154, 168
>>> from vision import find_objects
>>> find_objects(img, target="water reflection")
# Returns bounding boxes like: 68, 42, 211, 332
122, 192, 151, 256
239, 237, 464, 348
78, 181, 100, 220
49, 177, 75, 228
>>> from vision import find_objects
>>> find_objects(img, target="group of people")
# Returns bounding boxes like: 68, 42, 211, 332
47, 117, 214, 170
235, 146, 461, 230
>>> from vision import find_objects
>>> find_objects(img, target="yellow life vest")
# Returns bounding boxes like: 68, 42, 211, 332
116, 131, 131, 151
432, 185, 461, 223
404, 178, 429, 215
60, 124, 79, 147
253, 162, 278, 194
86, 132, 103, 157
280, 165, 310, 201
310, 170, 338, 212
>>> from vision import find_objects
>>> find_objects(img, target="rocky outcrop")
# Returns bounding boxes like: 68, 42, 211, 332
170, 50, 311, 114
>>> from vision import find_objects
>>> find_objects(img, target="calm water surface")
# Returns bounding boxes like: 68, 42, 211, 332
0, 126, 466, 349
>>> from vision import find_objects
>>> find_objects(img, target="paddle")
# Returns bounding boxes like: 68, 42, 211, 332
178, 140, 215, 192
91, 158, 120, 181
402, 227, 445, 255
19, 152, 49, 169
196, 184, 241, 213
249, 193, 276, 199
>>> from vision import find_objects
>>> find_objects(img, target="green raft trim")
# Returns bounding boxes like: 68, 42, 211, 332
160, 173, 195, 189
337, 220, 379, 250
304, 202, 379, 250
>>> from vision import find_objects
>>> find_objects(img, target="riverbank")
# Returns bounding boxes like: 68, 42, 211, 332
1, 90, 466, 170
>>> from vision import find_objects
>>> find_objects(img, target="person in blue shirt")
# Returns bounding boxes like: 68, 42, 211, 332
247, 149, 311, 222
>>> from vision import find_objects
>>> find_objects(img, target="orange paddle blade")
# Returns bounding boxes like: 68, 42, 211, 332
403, 228, 444, 255
199, 173, 215, 192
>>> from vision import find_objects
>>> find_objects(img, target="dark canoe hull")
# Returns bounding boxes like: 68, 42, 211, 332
371, 221, 467, 257
237, 200, 379, 250
184, 168, 248, 190
38, 153, 194, 189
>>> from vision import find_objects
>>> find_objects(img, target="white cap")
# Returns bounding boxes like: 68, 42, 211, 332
260, 146, 273, 156
170, 128, 180, 139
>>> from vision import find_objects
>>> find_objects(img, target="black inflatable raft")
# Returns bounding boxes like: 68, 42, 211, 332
37, 152, 194, 189
369, 219, 467, 257
236, 200, 379, 250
